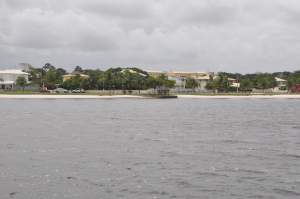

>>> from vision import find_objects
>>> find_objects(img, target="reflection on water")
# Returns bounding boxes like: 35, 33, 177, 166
0, 99, 300, 199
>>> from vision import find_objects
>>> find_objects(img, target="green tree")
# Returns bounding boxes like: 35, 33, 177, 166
156, 74, 175, 88
254, 74, 276, 90
73, 66, 83, 73
62, 74, 82, 90
16, 76, 27, 91
240, 78, 254, 91
40, 63, 65, 89
287, 71, 300, 88
206, 73, 230, 92
185, 78, 198, 89
42, 63, 55, 72
84, 69, 103, 89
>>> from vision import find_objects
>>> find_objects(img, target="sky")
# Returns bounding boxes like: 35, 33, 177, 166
1, 0, 300, 73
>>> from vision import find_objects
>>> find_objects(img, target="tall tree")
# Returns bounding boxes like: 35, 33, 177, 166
16, 76, 27, 91
185, 78, 198, 89
73, 66, 83, 73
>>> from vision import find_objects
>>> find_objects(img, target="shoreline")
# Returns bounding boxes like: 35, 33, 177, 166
0, 94, 145, 99
0, 94, 300, 99
177, 94, 300, 99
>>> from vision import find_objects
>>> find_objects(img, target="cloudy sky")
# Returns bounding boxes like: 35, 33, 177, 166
1, 0, 300, 73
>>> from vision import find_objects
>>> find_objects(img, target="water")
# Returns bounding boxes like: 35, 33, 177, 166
0, 98, 300, 199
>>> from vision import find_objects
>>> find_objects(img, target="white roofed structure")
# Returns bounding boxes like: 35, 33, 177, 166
0, 69, 29, 90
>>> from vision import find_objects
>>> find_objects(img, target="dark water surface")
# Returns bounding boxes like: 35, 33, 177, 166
0, 99, 300, 199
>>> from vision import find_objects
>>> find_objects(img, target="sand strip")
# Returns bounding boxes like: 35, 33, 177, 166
177, 94, 300, 99
0, 94, 300, 99
0, 94, 145, 99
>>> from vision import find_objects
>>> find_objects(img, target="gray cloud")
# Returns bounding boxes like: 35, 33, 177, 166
0, 0, 300, 73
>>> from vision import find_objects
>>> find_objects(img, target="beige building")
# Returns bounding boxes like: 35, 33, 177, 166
167, 71, 211, 89
146, 70, 211, 91
63, 73, 89, 82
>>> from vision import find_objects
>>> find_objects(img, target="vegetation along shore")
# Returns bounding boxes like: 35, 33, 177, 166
1, 63, 300, 97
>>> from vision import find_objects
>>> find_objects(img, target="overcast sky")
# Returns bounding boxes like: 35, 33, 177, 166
1, 0, 300, 73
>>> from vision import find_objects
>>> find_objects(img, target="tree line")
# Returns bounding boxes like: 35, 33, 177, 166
20, 63, 300, 92
26, 63, 175, 90
206, 71, 300, 92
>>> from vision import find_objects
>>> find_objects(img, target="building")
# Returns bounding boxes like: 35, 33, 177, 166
272, 77, 287, 93
167, 71, 211, 91
275, 77, 287, 90
291, 84, 300, 93
228, 78, 240, 89
63, 73, 89, 82
146, 70, 211, 91
0, 69, 29, 90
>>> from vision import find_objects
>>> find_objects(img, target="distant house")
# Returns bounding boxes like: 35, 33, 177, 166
63, 72, 89, 82
0, 69, 29, 90
291, 84, 300, 93
228, 78, 240, 89
146, 70, 211, 91
274, 77, 287, 90
167, 71, 211, 91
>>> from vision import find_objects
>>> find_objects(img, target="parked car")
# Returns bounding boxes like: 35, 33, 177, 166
71, 88, 85, 93
50, 88, 69, 94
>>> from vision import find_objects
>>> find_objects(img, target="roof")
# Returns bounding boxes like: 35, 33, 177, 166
169, 71, 208, 74
275, 77, 287, 82
146, 70, 164, 73
0, 69, 29, 75
167, 71, 210, 80
228, 78, 237, 81
63, 74, 89, 77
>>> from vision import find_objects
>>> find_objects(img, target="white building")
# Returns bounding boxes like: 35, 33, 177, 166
0, 69, 29, 90
274, 77, 287, 92
228, 78, 240, 88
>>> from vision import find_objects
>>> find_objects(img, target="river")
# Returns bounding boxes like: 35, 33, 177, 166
0, 99, 299, 199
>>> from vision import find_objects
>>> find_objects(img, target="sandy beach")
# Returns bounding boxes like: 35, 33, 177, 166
177, 94, 300, 99
0, 94, 300, 99
0, 94, 145, 99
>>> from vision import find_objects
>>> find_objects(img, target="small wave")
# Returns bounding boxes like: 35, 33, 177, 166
220, 168, 266, 174
221, 139, 254, 144
9, 192, 19, 197
147, 190, 169, 196
273, 188, 300, 196
66, 176, 104, 187
238, 168, 266, 174
279, 153, 300, 159
240, 176, 266, 181
66, 176, 77, 180
194, 171, 228, 177
199, 189, 222, 193
248, 195, 265, 198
